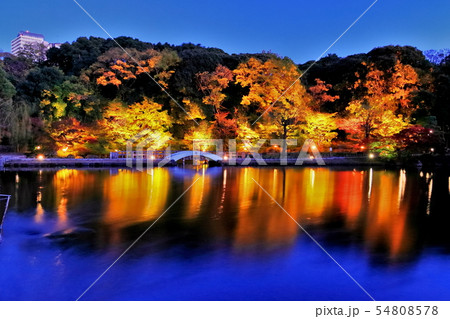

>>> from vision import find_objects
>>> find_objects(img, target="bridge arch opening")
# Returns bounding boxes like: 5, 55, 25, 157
164, 151, 223, 163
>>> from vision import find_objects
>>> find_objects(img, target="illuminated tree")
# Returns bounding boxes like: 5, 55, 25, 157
183, 121, 213, 149
308, 78, 339, 111
197, 65, 233, 113
196, 65, 238, 139
345, 101, 409, 139
369, 139, 399, 159
94, 48, 180, 89
40, 78, 97, 121
211, 111, 237, 139
300, 111, 338, 149
393, 125, 442, 153
342, 60, 420, 140
86, 48, 180, 103
100, 98, 172, 150
387, 60, 420, 115
182, 98, 207, 121
235, 115, 261, 143
234, 57, 311, 139
48, 117, 101, 157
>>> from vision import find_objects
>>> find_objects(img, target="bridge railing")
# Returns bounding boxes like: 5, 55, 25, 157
109, 150, 372, 160
110, 150, 230, 160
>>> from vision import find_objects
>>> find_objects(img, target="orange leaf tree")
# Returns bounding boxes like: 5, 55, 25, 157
87, 48, 180, 102
343, 60, 420, 140
49, 117, 102, 157
308, 78, 339, 112
197, 65, 234, 114
234, 57, 311, 139
196, 65, 237, 139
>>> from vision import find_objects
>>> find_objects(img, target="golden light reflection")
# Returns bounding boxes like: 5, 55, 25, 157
35, 204, 45, 223
52, 169, 97, 225
364, 171, 413, 257
398, 169, 407, 206
334, 170, 364, 227
217, 169, 228, 215
57, 197, 68, 224
368, 168, 373, 201
34, 191, 44, 223
102, 169, 169, 226
185, 171, 210, 219
38, 167, 427, 259
233, 168, 335, 248
426, 178, 433, 215
233, 168, 298, 247
295, 168, 334, 218
231, 168, 417, 258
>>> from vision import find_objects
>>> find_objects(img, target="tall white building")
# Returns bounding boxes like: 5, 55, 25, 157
10, 31, 61, 56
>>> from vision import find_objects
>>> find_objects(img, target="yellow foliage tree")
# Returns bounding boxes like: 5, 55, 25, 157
346, 100, 409, 139
182, 98, 207, 121
235, 114, 262, 151
234, 57, 311, 139
182, 121, 213, 150
343, 60, 420, 140
100, 98, 172, 150
301, 111, 338, 150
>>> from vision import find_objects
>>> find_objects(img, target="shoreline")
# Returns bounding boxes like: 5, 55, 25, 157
1, 155, 449, 169
0, 156, 422, 168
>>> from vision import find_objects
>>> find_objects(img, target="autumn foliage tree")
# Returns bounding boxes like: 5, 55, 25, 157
197, 65, 237, 139
1, 37, 446, 156
197, 65, 233, 114
393, 125, 441, 153
48, 118, 101, 157
308, 78, 339, 111
94, 48, 180, 88
300, 111, 338, 150
342, 60, 420, 141
100, 98, 172, 150
86, 47, 180, 103
234, 57, 311, 139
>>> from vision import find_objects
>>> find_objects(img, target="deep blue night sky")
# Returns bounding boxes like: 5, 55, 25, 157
1, 0, 449, 63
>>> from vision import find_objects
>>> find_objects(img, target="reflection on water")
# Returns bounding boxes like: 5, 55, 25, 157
0, 167, 450, 300
102, 169, 170, 225
2, 167, 449, 256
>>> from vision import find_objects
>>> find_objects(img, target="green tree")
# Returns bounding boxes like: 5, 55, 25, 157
0, 67, 17, 142
40, 77, 99, 122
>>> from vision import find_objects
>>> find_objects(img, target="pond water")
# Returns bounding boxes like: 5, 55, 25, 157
0, 166, 449, 301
